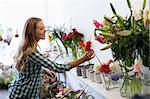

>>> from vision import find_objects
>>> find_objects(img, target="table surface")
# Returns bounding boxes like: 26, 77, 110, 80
66, 68, 126, 99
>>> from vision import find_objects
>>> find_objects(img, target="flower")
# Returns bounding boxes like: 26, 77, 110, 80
84, 41, 92, 51
78, 40, 92, 51
111, 73, 122, 81
99, 60, 113, 74
109, 61, 121, 72
93, 64, 101, 73
128, 59, 143, 78
93, 19, 103, 28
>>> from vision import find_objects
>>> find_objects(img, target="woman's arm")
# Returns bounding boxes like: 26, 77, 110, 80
28, 50, 95, 72
68, 50, 95, 69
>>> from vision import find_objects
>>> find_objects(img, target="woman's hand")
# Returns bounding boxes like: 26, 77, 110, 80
82, 49, 95, 62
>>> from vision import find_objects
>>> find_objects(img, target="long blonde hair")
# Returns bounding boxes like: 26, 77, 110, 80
15, 17, 42, 71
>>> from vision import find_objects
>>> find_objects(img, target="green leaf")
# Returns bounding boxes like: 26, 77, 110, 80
110, 3, 117, 15
117, 18, 124, 26
100, 32, 115, 37
104, 16, 114, 24
95, 27, 110, 32
100, 43, 112, 51
142, 0, 146, 10
94, 29, 98, 38
127, 0, 131, 10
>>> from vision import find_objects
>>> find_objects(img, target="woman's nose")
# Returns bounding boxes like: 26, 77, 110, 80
44, 28, 47, 33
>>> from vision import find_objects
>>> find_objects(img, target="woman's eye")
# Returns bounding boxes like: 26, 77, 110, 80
40, 28, 44, 30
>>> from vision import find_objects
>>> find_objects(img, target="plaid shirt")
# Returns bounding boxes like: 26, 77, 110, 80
8, 51, 71, 99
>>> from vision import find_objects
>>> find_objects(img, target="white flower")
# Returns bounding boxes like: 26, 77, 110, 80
93, 64, 101, 73
109, 61, 121, 72
133, 10, 141, 21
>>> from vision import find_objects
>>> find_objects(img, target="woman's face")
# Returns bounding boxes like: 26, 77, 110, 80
35, 20, 46, 40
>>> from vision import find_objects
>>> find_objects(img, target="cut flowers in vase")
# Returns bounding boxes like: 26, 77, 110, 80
93, 0, 149, 97
62, 28, 85, 59
47, 26, 85, 60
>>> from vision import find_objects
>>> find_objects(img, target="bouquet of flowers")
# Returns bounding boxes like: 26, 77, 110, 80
94, 0, 149, 68
47, 26, 85, 60
62, 28, 85, 59
93, 0, 149, 97
47, 25, 68, 56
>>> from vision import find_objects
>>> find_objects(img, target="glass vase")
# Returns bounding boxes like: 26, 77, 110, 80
101, 72, 119, 90
94, 72, 102, 84
120, 75, 142, 99
76, 65, 84, 76
141, 66, 150, 95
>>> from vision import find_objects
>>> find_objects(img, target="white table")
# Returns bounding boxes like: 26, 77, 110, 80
65, 68, 125, 99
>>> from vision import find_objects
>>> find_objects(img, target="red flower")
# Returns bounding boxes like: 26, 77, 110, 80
95, 36, 112, 44
85, 41, 92, 51
79, 41, 85, 47
100, 64, 111, 74
95, 36, 107, 44
62, 34, 69, 40
93, 19, 103, 28
72, 28, 84, 37
72, 28, 77, 32
99, 60, 113, 74
108, 38, 113, 42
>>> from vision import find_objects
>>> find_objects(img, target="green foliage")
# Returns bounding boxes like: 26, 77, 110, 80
0, 68, 16, 89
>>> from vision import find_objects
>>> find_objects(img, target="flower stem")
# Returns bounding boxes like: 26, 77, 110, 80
95, 54, 102, 65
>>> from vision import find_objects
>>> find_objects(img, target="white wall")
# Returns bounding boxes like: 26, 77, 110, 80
0, 0, 48, 65
0, 0, 149, 65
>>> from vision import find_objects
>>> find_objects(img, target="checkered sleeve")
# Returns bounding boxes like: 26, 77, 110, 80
28, 51, 71, 73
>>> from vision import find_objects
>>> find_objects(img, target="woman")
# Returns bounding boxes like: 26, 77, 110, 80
8, 17, 95, 99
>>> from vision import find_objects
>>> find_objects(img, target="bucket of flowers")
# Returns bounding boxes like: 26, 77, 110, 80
55, 85, 94, 99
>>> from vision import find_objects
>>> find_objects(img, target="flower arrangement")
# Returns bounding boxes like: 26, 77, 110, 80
94, 60, 122, 90
62, 28, 85, 59
47, 26, 85, 60
47, 25, 68, 56
93, 0, 149, 97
